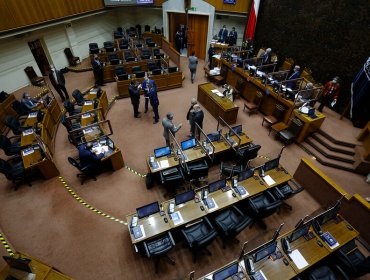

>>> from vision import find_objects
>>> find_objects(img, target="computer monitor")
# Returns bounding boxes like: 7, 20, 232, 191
212, 262, 239, 280
136, 201, 160, 219
315, 204, 341, 226
147, 42, 155, 47
175, 190, 195, 205
168, 66, 177, 73
151, 68, 161, 75
207, 131, 221, 142
118, 73, 129, 81
154, 146, 171, 158
208, 178, 226, 193
181, 138, 196, 150
238, 168, 254, 182
126, 57, 135, 62
134, 71, 145, 78
3, 256, 32, 273
229, 124, 242, 136
288, 222, 311, 242
263, 157, 280, 172
253, 241, 277, 262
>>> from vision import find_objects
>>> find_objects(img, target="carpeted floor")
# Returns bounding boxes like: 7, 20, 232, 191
0, 56, 369, 279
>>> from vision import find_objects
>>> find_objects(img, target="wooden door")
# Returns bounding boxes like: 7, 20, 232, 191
28, 39, 50, 76
168, 12, 186, 51
188, 14, 208, 60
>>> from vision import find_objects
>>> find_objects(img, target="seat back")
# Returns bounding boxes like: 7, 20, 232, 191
72, 90, 84, 104
12, 100, 29, 115
242, 144, 261, 162
186, 160, 209, 180
287, 118, 303, 137
144, 232, 175, 257
61, 114, 72, 131
63, 100, 75, 115
24, 66, 38, 80
0, 135, 11, 151
68, 157, 82, 171
308, 265, 336, 280
5, 115, 20, 131
273, 104, 285, 120
89, 43, 98, 50
115, 67, 126, 76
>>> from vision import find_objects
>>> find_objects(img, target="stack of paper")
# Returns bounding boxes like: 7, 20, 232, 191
263, 175, 276, 186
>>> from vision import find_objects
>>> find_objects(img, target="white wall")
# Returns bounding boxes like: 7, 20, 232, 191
115, 7, 163, 31
213, 15, 247, 46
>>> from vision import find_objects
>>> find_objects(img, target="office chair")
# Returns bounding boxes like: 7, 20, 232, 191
271, 181, 304, 211
0, 135, 21, 156
0, 90, 9, 102
153, 48, 161, 57
115, 67, 127, 81
246, 190, 282, 230
63, 100, 82, 117
213, 205, 253, 248
132, 66, 142, 73
4, 115, 28, 135
334, 240, 370, 278
113, 31, 123, 39
12, 100, 30, 116
24, 66, 45, 86
64, 48, 80, 66
72, 89, 85, 106
103, 41, 114, 52
219, 162, 243, 178
0, 157, 31, 190
181, 217, 218, 263
262, 104, 285, 129
160, 167, 185, 197
243, 91, 263, 115
108, 54, 119, 65
120, 43, 129, 50
183, 159, 209, 187
61, 114, 82, 146
277, 118, 303, 144
236, 144, 261, 168
307, 265, 349, 280
148, 62, 157, 71
142, 231, 176, 273
89, 43, 99, 54
68, 157, 97, 185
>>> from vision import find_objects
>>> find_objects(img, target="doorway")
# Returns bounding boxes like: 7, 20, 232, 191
28, 39, 50, 76
168, 12, 187, 56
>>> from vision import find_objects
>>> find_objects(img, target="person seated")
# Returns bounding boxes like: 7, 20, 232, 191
260, 48, 272, 65
286, 65, 301, 90
78, 142, 104, 174
222, 84, 234, 101
295, 82, 314, 107
21, 92, 42, 112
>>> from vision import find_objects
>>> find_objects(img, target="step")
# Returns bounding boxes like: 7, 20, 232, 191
305, 137, 355, 164
299, 143, 356, 172
317, 129, 356, 148
311, 133, 355, 156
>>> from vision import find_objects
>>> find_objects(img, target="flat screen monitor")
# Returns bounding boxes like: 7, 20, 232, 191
168, 66, 177, 73
207, 131, 221, 142
181, 138, 196, 150
208, 178, 226, 193
154, 146, 171, 158
175, 190, 195, 205
147, 42, 155, 47
238, 168, 254, 182
136, 201, 160, 219
315, 204, 340, 226
288, 222, 311, 242
212, 262, 239, 280
3, 256, 32, 273
229, 125, 242, 136
253, 241, 277, 262
151, 68, 161, 75
126, 57, 135, 62
118, 73, 129, 81
134, 71, 145, 78
263, 157, 280, 172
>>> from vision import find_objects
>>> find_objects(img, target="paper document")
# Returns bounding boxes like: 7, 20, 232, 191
211, 89, 219, 93
28, 112, 38, 118
289, 249, 308, 269
212, 90, 223, 97
170, 211, 184, 225
22, 128, 34, 136
84, 100, 93, 105
83, 128, 93, 134
22, 148, 34, 156
159, 160, 169, 168
263, 175, 276, 186
82, 113, 91, 119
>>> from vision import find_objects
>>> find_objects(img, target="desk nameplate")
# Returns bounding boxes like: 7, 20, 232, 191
202, 188, 239, 213
162, 200, 206, 228
253, 255, 296, 280
263, 168, 293, 188
237, 178, 267, 199
21, 147, 43, 169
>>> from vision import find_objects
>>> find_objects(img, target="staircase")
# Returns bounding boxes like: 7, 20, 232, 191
299, 129, 358, 172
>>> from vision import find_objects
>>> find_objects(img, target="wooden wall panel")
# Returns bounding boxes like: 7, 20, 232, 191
188, 14, 208, 60
204, 0, 251, 13
5, 0, 47, 28
0, 0, 16, 31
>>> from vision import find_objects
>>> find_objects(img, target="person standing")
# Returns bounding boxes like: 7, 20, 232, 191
162, 112, 182, 146
48, 65, 70, 101
218, 25, 228, 43
318, 77, 341, 112
128, 80, 141, 118
92, 55, 104, 86
228, 27, 237, 46
207, 44, 215, 68
148, 83, 160, 124
186, 98, 197, 137
175, 30, 182, 52
192, 104, 204, 138
138, 76, 156, 113
188, 51, 198, 83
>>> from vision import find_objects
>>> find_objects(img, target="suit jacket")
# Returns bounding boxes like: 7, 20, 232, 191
128, 84, 140, 105
218, 28, 228, 43
141, 79, 156, 97
193, 110, 204, 128
79, 144, 104, 171
162, 117, 180, 140
286, 71, 300, 89
92, 59, 103, 72
56, 70, 65, 86
148, 88, 159, 107
188, 55, 198, 71
229, 31, 237, 45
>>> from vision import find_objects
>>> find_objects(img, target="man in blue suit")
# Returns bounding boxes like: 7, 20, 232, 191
218, 25, 228, 43
286, 65, 301, 90
148, 82, 160, 124
139, 76, 156, 113
79, 142, 104, 174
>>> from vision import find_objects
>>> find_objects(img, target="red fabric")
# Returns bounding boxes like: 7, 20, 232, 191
245, 2, 257, 42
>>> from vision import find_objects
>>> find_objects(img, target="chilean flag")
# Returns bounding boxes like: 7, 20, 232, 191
245, 0, 260, 42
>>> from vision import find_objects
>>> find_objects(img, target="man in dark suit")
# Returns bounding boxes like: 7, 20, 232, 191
148, 82, 160, 124
128, 80, 141, 118
260, 48, 272, 65
286, 65, 301, 90
138, 76, 156, 113
218, 25, 228, 43
207, 44, 215, 68
48, 65, 70, 101
21, 92, 41, 111
79, 142, 104, 174
192, 104, 204, 138
228, 27, 237, 46
92, 55, 104, 86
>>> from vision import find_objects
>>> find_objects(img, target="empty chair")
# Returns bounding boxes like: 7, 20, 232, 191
113, 31, 123, 39
271, 181, 304, 211
181, 217, 218, 263
61, 114, 82, 146
108, 54, 119, 65
142, 231, 176, 273
247, 190, 282, 229
243, 91, 263, 115
213, 205, 253, 248
68, 156, 97, 185
132, 66, 141, 73
12, 100, 30, 116
160, 166, 185, 196
64, 48, 80, 66
220, 162, 243, 178
4, 115, 27, 135
262, 104, 285, 130
148, 62, 157, 71
145, 37, 153, 44
89, 43, 99, 54
0, 157, 31, 190
103, 41, 114, 52
236, 144, 261, 168
115, 67, 127, 80
24, 66, 45, 86
63, 100, 82, 116
183, 159, 209, 186
277, 118, 303, 144
153, 48, 161, 57
0, 135, 21, 156
308, 265, 344, 280
71, 89, 85, 106
124, 50, 133, 60
120, 43, 129, 49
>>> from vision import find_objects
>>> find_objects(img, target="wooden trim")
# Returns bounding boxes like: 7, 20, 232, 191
161, 37, 181, 68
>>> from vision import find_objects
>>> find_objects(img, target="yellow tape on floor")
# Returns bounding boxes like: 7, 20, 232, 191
124, 165, 147, 178
59, 176, 127, 225
0, 232, 15, 256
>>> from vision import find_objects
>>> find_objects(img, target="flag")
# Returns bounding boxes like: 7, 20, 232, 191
244, 0, 261, 42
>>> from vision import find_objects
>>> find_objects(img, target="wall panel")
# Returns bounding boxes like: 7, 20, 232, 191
0, 1, 16, 31
5, 0, 47, 28
204, 0, 250, 13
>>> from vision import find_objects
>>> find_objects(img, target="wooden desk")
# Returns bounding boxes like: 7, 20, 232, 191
252, 252, 297, 280
0, 94, 17, 134
146, 154, 179, 174
199, 187, 239, 213
182, 147, 207, 163
0, 252, 72, 280
262, 166, 293, 188
126, 211, 171, 244
293, 109, 326, 143
198, 83, 239, 124
21, 146, 59, 178
199, 259, 247, 280
237, 176, 268, 199
21, 129, 36, 147
102, 148, 124, 171
22, 111, 40, 128
162, 199, 206, 229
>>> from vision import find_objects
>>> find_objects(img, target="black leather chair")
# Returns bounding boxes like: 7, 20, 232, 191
68, 157, 97, 185
108, 54, 119, 65
213, 205, 253, 248
181, 217, 218, 263
61, 114, 82, 146
220, 162, 243, 178
153, 48, 161, 57
160, 166, 185, 197
120, 43, 129, 50
115, 67, 127, 80
277, 118, 303, 144
272, 181, 304, 211
89, 43, 99, 54
236, 144, 261, 168
247, 190, 282, 229
148, 62, 157, 71
4, 115, 27, 135
183, 159, 209, 186
72, 89, 85, 106
142, 231, 176, 273
308, 265, 349, 280
124, 50, 132, 60
0, 135, 21, 156
103, 41, 114, 52
64, 48, 80, 66
0, 157, 31, 190
113, 31, 123, 39
63, 100, 82, 116
12, 100, 30, 115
